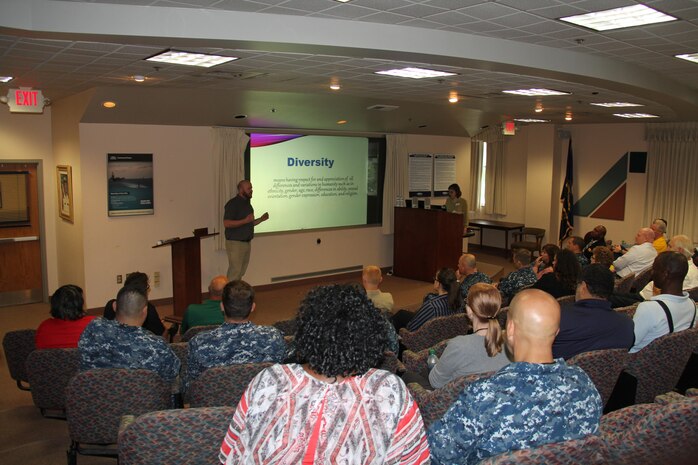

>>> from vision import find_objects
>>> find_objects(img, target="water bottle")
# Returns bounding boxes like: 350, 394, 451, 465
426, 349, 438, 371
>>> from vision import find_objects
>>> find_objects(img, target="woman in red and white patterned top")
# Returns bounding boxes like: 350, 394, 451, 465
220, 284, 430, 465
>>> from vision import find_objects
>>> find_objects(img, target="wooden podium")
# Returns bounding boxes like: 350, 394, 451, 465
153, 232, 218, 317
393, 207, 463, 282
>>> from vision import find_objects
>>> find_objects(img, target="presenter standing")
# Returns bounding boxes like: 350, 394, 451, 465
223, 180, 269, 280
445, 183, 468, 232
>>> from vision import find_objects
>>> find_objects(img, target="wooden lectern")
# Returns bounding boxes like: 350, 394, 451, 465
393, 207, 463, 282
153, 232, 218, 317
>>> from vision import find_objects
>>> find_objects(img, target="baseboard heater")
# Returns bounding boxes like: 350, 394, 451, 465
271, 265, 363, 283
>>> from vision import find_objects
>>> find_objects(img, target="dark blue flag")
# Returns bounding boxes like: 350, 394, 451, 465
559, 140, 573, 243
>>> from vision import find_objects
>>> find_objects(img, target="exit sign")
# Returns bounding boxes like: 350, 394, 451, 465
7, 88, 46, 114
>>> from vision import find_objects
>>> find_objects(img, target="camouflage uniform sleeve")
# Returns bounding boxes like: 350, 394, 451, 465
427, 386, 483, 465
268, 328, 287, 362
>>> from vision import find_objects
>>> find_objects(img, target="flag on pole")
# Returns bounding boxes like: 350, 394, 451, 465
559, 139, 574, 243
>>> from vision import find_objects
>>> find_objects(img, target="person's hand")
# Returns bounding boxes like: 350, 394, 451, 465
245, 213, 254, 223
260, 212, 269, 222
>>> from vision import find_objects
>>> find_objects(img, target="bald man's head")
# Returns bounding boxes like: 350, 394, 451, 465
636, 228, 655, 245
506, 289, 560, 362
208, 275, 229, 300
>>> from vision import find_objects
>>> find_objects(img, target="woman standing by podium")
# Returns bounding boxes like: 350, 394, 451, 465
446, 183, 468, 232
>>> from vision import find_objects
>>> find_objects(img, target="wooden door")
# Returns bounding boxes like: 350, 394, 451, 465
0, 162, 43, 306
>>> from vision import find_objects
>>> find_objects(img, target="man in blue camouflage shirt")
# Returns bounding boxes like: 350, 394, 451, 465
186, 280, 285, 388
496, 248, 537, 303
428, 289, 602, 465
457, 254, 492, 301
79, 286, 180, 381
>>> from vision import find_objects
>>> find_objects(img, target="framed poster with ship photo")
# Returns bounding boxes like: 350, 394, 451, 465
56, 165, 74, 223
107, 154, 154, 217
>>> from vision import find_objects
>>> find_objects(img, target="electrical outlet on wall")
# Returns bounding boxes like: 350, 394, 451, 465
116, 274, 122, 284
153, 271, 160, 287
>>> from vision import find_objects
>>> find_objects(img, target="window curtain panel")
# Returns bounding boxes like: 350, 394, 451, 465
382, 134, 408, 235
644, 122, 698, 241
469, 139, 484, 215
213, 127, 248, 250
472, 127, 507, 216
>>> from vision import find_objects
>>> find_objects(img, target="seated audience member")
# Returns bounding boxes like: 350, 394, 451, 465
79, 286, 180, 381
427, 289, 601, 465
429, 283, 510, 389
591, 245, 615, 271
566, 235, 590, 267
553, 264, 635, 360
651, 218, 668, 253
35, 285, 96, 349
187, 280, 285, 385
533, 243, 560, 279
640, 235, 698, 300
180, 275, 228, 335
446, 183, 468, 232
532, 249, 580, 298
219, 284, 430, 464
457, 253, 492, 301
612, 228, 657, 278
103, 271, 165, 336
362, 265, 394, 313
497, 248, 537, 303
583, 225, 607, 260
631, 251, 697, 353
402, 268, 461, 332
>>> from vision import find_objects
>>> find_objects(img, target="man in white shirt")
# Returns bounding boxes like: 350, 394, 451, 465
631, 251, 697, 353
640, 235, 698, 300
613, 228, 657, 278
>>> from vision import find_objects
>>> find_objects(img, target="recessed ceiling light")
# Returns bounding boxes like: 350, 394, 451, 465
330, 83, 341, 90
102, 101, 116, 108
590, 102, 643, 108
0, 76, 13, 83
337, 120, 347, 125
133, 75, 145, 82
565, 112, 573, 121
502, 88, 570, 96
676, 53, 698, 64
146, 50, 237, 68
334, 0, 352, 3
448, 91, 458, 103
560, 5, 677, 32
515, 118, 550, 123
375, 67, 457, 79
613, 113, 659, 118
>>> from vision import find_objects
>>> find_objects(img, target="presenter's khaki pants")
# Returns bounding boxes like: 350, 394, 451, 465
226, 240, 251, 281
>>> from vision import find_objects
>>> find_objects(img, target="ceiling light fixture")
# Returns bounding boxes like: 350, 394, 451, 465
565, 112, 573, 121
515, 118, 550, 123
133, 75, 145, 82
334, 0, 352, 3
330, 83, 341, 91
560, 5, 677, 31
535, 101, 543, 113
102, 101, 116, 109
676, 53, 698, 64
503, 88, 570, 96
0, 76, 13, 83
375, 67, 457, 79
146, 50, 237, 68
337, 120, 347, 124
613, 113, 659, 118
448, 91, 458, 103
590, 102, 643, 107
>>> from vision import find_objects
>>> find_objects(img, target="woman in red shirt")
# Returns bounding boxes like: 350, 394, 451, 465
35, 285, 95, 349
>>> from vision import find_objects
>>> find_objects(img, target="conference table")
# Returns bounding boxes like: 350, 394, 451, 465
468, 219, 525, 256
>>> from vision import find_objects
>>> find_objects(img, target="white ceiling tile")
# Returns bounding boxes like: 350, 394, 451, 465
356, 11, 414, 24
487, 12, 545, 28
388, 3, 447, 18
424, 10, 478, 26
460, 2, 520, 20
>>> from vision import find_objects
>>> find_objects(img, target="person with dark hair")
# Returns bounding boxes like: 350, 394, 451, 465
428, 290, 601, 465
534, 243, 560, 279
553, 264, 634, 360
532, 249, 580, 298
103, 271, 165, 336
79, 286, 180, 381
35, 285, 96, 349
591, 245, 615, 270
429, 283, 510, 389
583, 225, 607, 260
496, 248, 537, 303
219, 284, 430, 464
187, 280, 285, 387
181, 275, 228, 334
565, 236, 589, 267
404, 268, 462, 332
445, 183, 468, 231
631, 251, 697, 353
457, 253, 492, 301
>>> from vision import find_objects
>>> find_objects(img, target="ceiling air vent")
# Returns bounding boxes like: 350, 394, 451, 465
366, 104, 399, 111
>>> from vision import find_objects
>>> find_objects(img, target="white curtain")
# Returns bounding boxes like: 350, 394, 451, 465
212, 127, 248, 250
471, 127, 507, 216
382, 134, 408, 235
644, 122, 698, 241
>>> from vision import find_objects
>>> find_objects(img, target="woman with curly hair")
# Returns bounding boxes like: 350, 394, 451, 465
532, 249, 580, 298
219, 284, 430, 465
35, 285, 96, 349
404, 268, 461, 332
428, 283, 511, 389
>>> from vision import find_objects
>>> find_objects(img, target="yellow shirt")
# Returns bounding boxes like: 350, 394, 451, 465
653, 235, 667, 253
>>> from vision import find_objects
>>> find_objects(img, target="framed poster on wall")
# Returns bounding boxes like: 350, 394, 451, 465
56, 165, 74, 222
107, 153, 154, 217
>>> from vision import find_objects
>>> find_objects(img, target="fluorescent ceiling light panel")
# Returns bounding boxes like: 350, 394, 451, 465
560, 5, 676, 31
590, 102, 643, 107
375, 67, 457, 79
676, 53, 698, 64
502, 88, 570, 96
514, 118, 550, 123
0, 76, 12, 83
146, 50, 237, 68
613, 113, 659, 118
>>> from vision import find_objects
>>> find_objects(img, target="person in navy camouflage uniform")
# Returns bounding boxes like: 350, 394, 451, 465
78, 286, 180, 381
187, 280, 285, 387
457, 254, 492, 301
496, 248, 537, 303
427, 289, 601, 465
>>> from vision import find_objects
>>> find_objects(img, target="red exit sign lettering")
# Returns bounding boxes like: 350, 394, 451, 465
6, 88, 46, 114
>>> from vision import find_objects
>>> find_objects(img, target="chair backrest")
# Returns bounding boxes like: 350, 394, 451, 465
626, 327, 698, 404
169, 342, 188, 381
687, 286, 698, 301
2, 329, 36, 390
272, 318, 297, 336
188, 362, 273, 408
567, 348, 630, 407
477, 434, 607, 465
556, 295, 576, 306
181, 325, 218, 342
402, 339, 450, 373
630, 267, 653, 293
66, 369, 171, 445
614, 272, 636, 294
376, 351, 406, 374
407, 372, 491, 427
614, 304, 639, 319
118, 406, 235, 465
399, 313, 471, 353
25, 348, 79, 415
